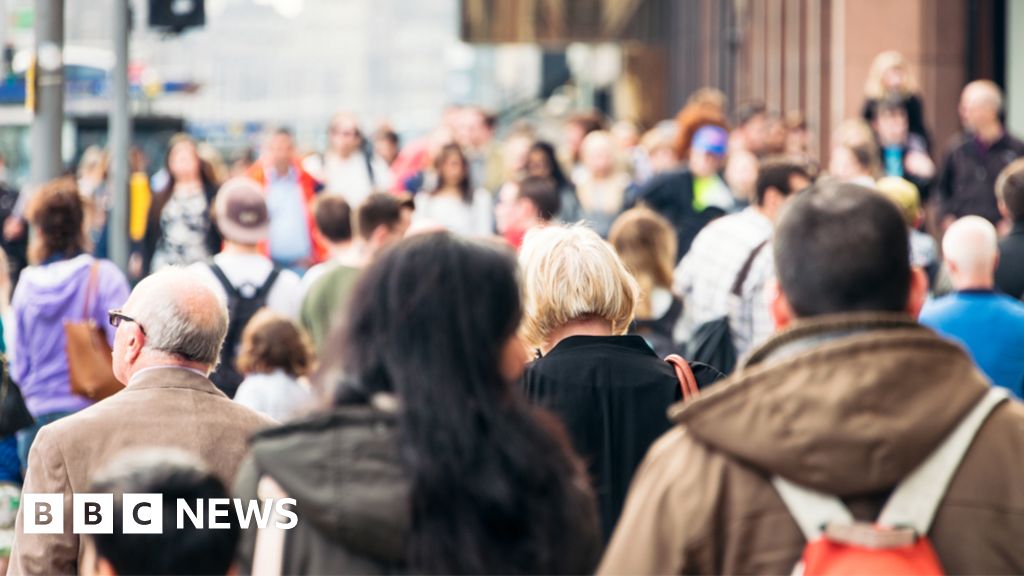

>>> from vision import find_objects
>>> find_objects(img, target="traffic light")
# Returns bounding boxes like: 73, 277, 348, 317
149, 0, 205, 33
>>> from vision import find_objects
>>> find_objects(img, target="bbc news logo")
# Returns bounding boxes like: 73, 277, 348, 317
24, 494, 297, 534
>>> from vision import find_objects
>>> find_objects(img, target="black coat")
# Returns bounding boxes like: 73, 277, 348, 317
862, 93, 932, 152
996, 222, 1024, 300
938, 132, 1024, 223
632, 169, 725, 261
521, 335, 693, 541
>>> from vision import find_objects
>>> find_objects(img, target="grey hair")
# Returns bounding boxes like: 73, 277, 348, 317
130, 268, 229, 366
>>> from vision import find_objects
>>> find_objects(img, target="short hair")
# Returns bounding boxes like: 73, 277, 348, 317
374, 128, 399, 147
517, 176, 561, 221
270, 126, 294, 140
875, 93, 909, 116
996, 158, 1024, 222
88, 450, 239, 576
876, 176, 922, 226
26, 177, 91, 264
356, 193, 403, 240
314, 195, 353, 242
236, 309, 315, 378
735, 100, 767, 127
518, 224, 638, 349
774, 181, 911, 317
755, 157, 811, 206
133, 268, 229, 366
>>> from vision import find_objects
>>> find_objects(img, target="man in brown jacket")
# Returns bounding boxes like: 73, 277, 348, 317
9, 268, 276, 575
599, 182, 1024, 574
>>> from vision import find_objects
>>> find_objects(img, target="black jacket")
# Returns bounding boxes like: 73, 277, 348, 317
632, 169, 725, 261
862, 93, 932, 152
938, 132, 1024, 223
996, 221, 1024, 299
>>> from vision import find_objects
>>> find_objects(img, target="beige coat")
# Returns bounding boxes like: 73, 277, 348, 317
599, 313, 1024, 575
9, 367, 276, 575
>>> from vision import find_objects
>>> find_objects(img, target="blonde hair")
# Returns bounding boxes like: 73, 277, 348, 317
875, 176, 921, 227
608, 208, 676, 319
864, 51, 918, 99
518, 224, 639, 350
835, 119, 882, 177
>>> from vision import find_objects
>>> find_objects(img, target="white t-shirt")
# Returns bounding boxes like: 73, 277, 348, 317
234, 369, 315, 422
304, 151, 393, 208
191, 252, 303, 319
413, 189, 494, 237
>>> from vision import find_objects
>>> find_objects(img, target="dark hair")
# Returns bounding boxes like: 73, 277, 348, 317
271, 126, 294, 140
997, 159, 1024, 222
432, 143, 472, 203
88, 452, 239, 576
517, 176, 561, 221
875, 93, 909, 116
774, 181, 910, 317
27, 177, 91, 264
735, 100, 768, 127
314, 195, 353, 242
332, 232, 590, 574
528, 141, 570, 190
236, 309, 315, 378
151, 134, 219, 231
755, 157, 811, 206
356, 192, 403, 241
374, 128, 400, 147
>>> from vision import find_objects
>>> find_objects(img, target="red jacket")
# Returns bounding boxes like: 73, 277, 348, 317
246, 161, 326, 264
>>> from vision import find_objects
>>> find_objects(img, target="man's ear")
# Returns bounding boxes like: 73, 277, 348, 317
907, 266, 929, 318
125, 327, 144, 365
768, 279, 794, 331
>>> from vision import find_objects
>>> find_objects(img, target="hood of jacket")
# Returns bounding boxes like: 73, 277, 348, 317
16, 254, 96, 321
247, 400, 409, 564
669, 312, 991, 496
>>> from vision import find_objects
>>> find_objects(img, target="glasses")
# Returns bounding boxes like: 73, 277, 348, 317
108, 309, 146, 336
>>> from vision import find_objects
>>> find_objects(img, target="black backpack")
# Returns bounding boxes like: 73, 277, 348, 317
207, 263, 281, 398
685, 240, 768, 374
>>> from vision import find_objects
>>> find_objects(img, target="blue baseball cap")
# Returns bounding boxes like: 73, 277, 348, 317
691, 125, 729, 156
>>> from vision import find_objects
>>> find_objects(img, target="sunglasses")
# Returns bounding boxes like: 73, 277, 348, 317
108, 309, 146, 336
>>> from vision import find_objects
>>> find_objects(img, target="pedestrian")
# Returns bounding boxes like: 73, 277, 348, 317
10, 267, 275, 575
299, 195, 357, 297
919, 216, 1024, 397
494, 176, 561, 249
829, 119, 881, 186
235, 232, 601, 574
11, 179, 131, 472
671, 88, 728, 163
233, 309, 316, 421
412, 143, 493, 236
525, 140, 582, 223
574, 131, 632, 237
305, 112, 392, 206
938, 80, 1024, 227
599, 181, 1024, 574
870, 94, 935, 198
861, 50, 932, 150
876, 176, 940, 284
455, 107, 504, 191
995, 159, 1024, 298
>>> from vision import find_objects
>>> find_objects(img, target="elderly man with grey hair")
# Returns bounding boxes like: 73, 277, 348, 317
920, 215, 1024, 398
9, 267, 276, 576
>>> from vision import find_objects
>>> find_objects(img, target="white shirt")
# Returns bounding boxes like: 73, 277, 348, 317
413, 189, 494, 237
190, 253, 303, 319
234, 370, 315, 422
304, 151, 393, 208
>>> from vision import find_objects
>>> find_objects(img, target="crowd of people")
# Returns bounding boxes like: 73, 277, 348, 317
0, 49, 1019, 574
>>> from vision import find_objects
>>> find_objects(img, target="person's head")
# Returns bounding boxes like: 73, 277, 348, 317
456, 107, 495, 150
876, 176, 924, 228
771, 181, 927, 328
689, 125, 728, 177
264, 127, 295, 174
163, 134, 203, 184
724, 148, 760, 203
433, 143, 472, 202
763, 113, 788, 155
502, 130, 534, 181
641, 124, 681, 174
83, 450, 238, 576
213, 177, 270, 248
864, 51, 917, 98
328, 112, 363, 157
580, 130, 617, 178
873, 95, 910, 146
112, 267, 229, 382
673, 96, 728, 159
734, 101, 768, 154
526, 141, 568, 187
755, 157, 812, 221
829, 119, 880, 181
26, 177, 91, 264
942, 216, 999, 290
77, 146, 108, 182
565, 111, 606, 163
356, 192, 409, 254
333, 232, 584, 573
373, 128, 400, 165
996, 158, 1024, 223
785, 110, 810, 154
611, 120, 641, 150
518, 224, 638, 351
496, 177, 561, 235
608, 208, 676, 319
236, 309, 315, 378
313, 195, 353, 248
959, 80, 1004, 133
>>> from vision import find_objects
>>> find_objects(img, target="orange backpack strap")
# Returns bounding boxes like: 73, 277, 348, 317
666, 354, 700, 401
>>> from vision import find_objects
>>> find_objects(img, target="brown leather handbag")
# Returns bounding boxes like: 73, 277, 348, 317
65, 261, 123, 401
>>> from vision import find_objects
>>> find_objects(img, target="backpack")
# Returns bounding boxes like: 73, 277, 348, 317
772, 387, 1008, 576
207, 263, 281, 398
685, 240, 768, 374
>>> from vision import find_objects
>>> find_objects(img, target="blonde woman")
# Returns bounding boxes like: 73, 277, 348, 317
573, 131, 632, 237
861, 50, 931, 150
518, 224, 718, 543
830, 119, 882, 186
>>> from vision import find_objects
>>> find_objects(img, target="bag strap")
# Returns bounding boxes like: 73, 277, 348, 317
878, 387, 1008, 533
773, 387, 1008, 541
208, 263, 241, 299
730, 240, 769, 297
666, 354, 700, 401
255, 268, 282, 300
81, 260, 101, 321
251, 475, 288, 576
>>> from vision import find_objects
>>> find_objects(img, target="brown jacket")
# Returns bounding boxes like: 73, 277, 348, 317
9, 367, 276, 575
599, 313, 1024, 575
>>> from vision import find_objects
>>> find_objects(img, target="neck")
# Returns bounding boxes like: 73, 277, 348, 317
953, 274, 995, 292
542, 318, 613, 355
272, 162, 291, 175
222, 242, 262, 255
127, 352, 211, 383
975, 122, 1004, 145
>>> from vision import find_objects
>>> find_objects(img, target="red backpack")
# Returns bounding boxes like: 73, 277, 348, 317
772, 388, 1007, 576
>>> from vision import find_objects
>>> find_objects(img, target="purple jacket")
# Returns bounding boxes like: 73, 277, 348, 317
12, 255, 130, 416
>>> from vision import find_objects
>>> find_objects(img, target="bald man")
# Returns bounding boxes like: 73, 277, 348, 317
9, 268, 276, 575
938, 80, 1024, 227
920, 216, 1024, 397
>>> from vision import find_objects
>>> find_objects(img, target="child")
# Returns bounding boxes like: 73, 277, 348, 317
233, 309, 316, 422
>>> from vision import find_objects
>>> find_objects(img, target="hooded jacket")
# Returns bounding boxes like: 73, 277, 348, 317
598, 313, 1024, 575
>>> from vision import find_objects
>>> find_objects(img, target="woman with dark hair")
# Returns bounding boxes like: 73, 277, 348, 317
11, 178, 130, 471
412, 143, 493, 236
527, 140, 582, 223
138, 133, 222, 276
234, 232, 600, 574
